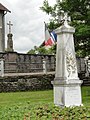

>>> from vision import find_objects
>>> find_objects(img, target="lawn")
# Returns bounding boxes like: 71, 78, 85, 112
0, 90, 53, 107
0, 86, 90, 119
82, 86, 90, 107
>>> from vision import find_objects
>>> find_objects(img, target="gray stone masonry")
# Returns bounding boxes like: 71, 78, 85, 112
0, 72, 55, 92
0, 52, 55, 73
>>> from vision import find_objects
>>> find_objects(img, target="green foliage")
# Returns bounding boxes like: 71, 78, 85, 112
27, 49, 36, 54
40, 0, 57, 15
27, 45, 56, 55
41, 0, 90, 57
36, 105, 88, 120
0, 103, 89, 120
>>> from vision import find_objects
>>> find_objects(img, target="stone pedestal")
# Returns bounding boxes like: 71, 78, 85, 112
53, 79, 82, 107
7, 33, 14, 52
52, 24, 83, 107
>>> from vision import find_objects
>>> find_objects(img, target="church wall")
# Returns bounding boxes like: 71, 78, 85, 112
0, 12, 3, 26
0, 11, 5, 52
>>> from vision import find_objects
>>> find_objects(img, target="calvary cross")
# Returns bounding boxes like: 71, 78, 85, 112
59, 12, 71, 26
63, 13, 71, 26
7, 21, 13, 34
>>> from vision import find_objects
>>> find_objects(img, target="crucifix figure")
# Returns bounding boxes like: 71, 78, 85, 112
7, 21, 13, 34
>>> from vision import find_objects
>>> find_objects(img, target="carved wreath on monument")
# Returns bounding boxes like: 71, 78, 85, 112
66, 51, 77, 77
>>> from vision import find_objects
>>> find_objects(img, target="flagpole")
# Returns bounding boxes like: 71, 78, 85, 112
44, 21, 46, 42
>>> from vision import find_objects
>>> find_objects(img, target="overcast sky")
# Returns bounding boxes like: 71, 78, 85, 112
0, 0, 56, 53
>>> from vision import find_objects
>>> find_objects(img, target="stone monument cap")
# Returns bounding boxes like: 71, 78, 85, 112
55, 13, 75, 34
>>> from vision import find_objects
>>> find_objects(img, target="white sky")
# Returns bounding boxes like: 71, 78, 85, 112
0, 0, 56, 53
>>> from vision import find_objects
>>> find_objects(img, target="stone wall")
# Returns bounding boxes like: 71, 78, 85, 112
0, 52, 55, 73
0, 72, 88, 92
0, 74, 54, 92
0, 52, 86, 75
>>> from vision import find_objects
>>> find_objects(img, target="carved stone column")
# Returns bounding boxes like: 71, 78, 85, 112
52, 17, 83, 107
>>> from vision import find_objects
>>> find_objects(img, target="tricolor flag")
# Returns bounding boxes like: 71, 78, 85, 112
44, 22, 57, 47
50, 31, 57, 43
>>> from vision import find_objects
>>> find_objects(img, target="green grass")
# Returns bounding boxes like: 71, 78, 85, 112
0, 86, 90, 120
0, 90, 53, 107
81, 86, 90, 106
81, 85, 90, 117
0, 86, 89, 107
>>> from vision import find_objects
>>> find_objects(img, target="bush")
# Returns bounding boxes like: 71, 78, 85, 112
0, 103, 89, 120
35, 104, 87, 120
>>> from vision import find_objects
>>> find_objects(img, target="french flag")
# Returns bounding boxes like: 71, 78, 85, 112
50, 31, 57, 42
44, 23, 57, 47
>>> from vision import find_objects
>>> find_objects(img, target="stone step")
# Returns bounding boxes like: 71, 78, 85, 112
81, 76, 90, 85
82, 78, 90, 86
83, 84, 90, 86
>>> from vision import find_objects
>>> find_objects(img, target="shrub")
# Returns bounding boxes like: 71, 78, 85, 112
0, 103, 89, 120
35, 104, 87, 120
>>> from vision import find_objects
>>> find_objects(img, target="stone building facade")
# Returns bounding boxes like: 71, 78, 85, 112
0, 3, 10, 52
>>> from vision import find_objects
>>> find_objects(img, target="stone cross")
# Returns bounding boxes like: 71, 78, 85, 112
63, 13, 70, 25
59, 12, 71, 26
7, 21, 13, 34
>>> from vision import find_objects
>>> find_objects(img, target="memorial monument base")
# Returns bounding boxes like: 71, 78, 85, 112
52, 78, 83, 107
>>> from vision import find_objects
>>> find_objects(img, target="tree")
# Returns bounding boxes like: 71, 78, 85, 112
41, 0, 90, 57
27, 45, 56, 55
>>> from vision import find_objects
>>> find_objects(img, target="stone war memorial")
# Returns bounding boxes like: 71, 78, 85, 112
52, 13, 83, 107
